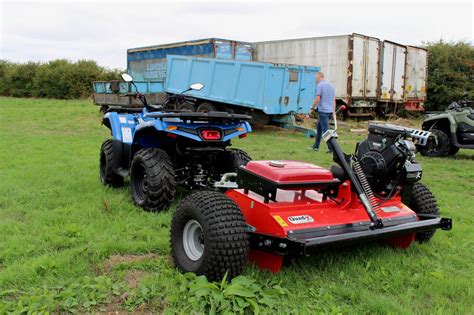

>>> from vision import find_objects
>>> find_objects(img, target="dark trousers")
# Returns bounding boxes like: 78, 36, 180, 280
313, 112, 334, 152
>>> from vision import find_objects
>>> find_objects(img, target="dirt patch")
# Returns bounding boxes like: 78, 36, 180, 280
103, 253, 157, 274
124, 270, 148, 289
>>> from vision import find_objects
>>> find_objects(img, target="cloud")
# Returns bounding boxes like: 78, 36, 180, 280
1, 1, 472, 69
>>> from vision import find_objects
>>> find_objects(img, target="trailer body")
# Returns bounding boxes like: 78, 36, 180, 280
379, 41, 406, 103
253, 34, 381, 110
127, 38, 253, 81
165, 55, 320, 115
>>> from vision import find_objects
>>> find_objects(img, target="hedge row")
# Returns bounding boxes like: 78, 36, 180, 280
0, 59, 122, 99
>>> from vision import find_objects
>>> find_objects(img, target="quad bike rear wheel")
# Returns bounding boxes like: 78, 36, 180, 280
418, 129, 450, 157
170, 191, 248, 281
220, 149, 252, 173
130, 148, 176, 211
408, 182, 440, 243
99, 139, 124, 187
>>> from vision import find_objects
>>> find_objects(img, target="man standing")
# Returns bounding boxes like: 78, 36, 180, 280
310, 72, 336, 152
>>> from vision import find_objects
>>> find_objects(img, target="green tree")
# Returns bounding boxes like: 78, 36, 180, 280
424, 40, 474, 111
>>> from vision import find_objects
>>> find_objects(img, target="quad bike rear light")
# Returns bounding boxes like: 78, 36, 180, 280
200, 129, 221, 140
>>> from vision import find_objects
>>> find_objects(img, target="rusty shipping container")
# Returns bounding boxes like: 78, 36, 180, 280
253, 33, 381, 115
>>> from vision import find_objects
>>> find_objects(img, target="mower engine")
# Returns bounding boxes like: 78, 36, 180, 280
356, 124, 431, 195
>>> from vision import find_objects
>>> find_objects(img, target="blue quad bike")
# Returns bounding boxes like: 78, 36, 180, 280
99, 73, 252, 211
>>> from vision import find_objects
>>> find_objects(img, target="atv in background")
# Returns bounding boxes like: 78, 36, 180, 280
419, 94, 474, 157
100, 74, 252, 211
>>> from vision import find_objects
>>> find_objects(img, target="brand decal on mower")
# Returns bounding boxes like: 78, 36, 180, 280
381, 206, 400, 213
288, 215, 314, 224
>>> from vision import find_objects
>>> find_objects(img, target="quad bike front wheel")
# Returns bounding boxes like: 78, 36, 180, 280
130, 148, 176, 211
408, 182, 440, 243
99, 139, 124, 187
170, 191, 248, 281
418, 129, 450, 157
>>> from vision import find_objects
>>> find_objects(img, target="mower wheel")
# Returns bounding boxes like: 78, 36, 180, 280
99, 139, 124, 187
220, 149, 252, 173
170, 191, 248, 281
409, 182, 440, 243
197, 102, 217, 113
418, 129, 450, 157
130, 148, 176, 211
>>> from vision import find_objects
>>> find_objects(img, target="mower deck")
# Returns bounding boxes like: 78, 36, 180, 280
225, 160, 452, 272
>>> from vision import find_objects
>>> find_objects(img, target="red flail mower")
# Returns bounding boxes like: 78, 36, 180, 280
170, 110, 452, 281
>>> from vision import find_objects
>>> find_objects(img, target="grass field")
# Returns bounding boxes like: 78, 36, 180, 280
0, 97, 473, 314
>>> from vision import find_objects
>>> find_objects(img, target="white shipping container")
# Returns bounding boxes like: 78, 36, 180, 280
253, 34, 381, 105
380, 41, 406, 102
405, 46, 428, 101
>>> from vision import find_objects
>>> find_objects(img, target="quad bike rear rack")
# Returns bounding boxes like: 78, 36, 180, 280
146, 111, 252, 122
249, 214, 452, 256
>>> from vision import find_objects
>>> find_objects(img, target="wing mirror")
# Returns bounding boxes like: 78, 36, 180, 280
190, 83, 204, 91
121, 73, 134, 82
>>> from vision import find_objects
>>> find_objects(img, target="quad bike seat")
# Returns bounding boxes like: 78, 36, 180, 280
237, 160, 340, 202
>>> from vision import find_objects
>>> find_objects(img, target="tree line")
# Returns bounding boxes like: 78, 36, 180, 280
0, 59, 122, 99
0, 41, 472, 111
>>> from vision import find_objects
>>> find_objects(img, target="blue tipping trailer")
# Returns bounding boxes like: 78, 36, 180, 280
93, 55, 320, 135
164, 55, 320, 117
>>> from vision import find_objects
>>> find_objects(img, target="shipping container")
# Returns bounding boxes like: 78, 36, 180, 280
253, 33, 381, 113
165, 55, 320, 116
379, 41, 406, 102
127, 38, 253, 81
405, 46, 428, 103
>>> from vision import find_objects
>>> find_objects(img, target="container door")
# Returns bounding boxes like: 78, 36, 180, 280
281, 68, 302, 113
351, 35, 365, 98
405, 47, 428, 100
351, 35, 380, 99
214, 41, 233, 59
391, 44, 406, 101
380, 42, 406, 102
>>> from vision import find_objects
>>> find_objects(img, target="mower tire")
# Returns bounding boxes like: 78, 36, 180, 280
99, 139, 124, 187
197, 102, 217, 113
130, 148, 176, 212
170, 191, 248, 281
418, 129, 450, 157
220, 149, 252, 173
409, 182, 440, 243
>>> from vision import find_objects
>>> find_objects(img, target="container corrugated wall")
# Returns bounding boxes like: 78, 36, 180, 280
254, 35, 350, 100
253, 34, 381, 105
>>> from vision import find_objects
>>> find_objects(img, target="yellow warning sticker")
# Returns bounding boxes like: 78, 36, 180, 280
273, 215, 288, 227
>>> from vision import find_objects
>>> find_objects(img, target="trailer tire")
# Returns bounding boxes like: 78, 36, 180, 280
220, 149, 252, 173
409, 182, 440, 243
99, 139, 124, 187
130, 148, 176, 212
171, 191, 248, 281
197, 102, 217, 113
178, 102, 196, 112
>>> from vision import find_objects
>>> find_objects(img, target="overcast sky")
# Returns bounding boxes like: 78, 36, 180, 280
1, 0, 472, 69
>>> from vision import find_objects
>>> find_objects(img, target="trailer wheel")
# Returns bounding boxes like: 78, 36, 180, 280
130, 148, 176, 211
418, 129, 450, 157
197, 102, 217, 113
170, 191, 248, 281
178, 102, 196, 112
220, 149, 252, 173
409, 182, 440, 243
99, 139, 124, 187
